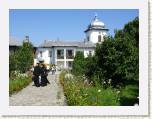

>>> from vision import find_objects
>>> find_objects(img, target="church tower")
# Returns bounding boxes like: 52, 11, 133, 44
84, 14, 109, 44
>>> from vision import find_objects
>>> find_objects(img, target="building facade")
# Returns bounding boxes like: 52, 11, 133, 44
34, 15, 109, 69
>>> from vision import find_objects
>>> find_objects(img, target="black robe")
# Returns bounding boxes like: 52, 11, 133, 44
33, 65, 41, 87
41, 67, 49, 86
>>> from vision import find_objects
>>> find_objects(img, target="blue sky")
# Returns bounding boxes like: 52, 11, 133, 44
9, 9, 138, 45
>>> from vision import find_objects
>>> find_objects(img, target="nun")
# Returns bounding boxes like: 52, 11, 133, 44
32, 61, 41, 87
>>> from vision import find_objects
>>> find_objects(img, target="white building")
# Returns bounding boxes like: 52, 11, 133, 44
34, 15, 109, 69
85, 14, 109, 43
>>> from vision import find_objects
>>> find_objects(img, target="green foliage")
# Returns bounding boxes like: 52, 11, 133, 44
59, 70, 67, 86
84, 56, 97, 79
9, 75, 32, 95
16, 42, 34, 73
9, 42, 34, 73
120, 84, 139, 105
92, 17, 139, 87
9, 53, 18, 74
72, 51, 85, 76
70, 17, 139, 105
59, 71, 120, 106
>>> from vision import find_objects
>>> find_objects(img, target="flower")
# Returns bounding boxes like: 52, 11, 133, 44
116, 90, 120, 94
108, 79, 112, 84
98, 89, 101, 93
84, 93, 88, 96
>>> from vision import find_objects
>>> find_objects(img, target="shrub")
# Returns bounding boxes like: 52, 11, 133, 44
9, 52, 19, 76
16, 42, 34, 73
9, 41, 34, 74
59, 70, 67, 86
72, 51, 86, 76
9, 73, 32, 95
120, 84, 139, 106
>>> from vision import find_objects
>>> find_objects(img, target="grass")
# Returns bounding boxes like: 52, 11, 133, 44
9, 75, 32, 95
120, 84, 139, 106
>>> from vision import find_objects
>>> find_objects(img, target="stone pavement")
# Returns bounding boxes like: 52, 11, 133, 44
9, 71, 67, 106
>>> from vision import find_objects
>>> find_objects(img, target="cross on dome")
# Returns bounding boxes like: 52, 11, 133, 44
94, 12, 98, 20
90, 13, 105, 27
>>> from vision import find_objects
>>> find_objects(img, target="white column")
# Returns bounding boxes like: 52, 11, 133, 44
74, 48, 76, 57
55, 48, 57, 65
64, 48, 66, 68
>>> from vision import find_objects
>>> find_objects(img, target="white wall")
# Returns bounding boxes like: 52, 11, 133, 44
35, 46, 95, 69
36, 48, 51, 65
54, 47, 76, 69
84, 48, 95, 58
86, 30, 108, 43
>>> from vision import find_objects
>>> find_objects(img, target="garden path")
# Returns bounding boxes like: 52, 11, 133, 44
9, 71, 67, 106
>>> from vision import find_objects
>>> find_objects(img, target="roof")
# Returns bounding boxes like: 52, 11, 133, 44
84, 15, 109, 32
84, 27, 109, 32
39, 40, 96, 48
9, 36, 38, 47
9, 37, 22, 46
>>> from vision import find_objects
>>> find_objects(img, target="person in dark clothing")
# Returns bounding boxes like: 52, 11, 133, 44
40, 63, 50, 86
32, 62, 41, 87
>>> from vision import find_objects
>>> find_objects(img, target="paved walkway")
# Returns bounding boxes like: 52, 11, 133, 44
9, 71, 67, 106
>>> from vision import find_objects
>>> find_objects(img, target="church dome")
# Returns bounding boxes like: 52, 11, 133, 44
84, 13, 109, 33
90, 16, 105, 27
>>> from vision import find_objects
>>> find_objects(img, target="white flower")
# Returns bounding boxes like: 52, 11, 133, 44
98, 89, 101, 93
108, 79, 112, 84
65, 73, 73, 80
116, 90, 120, 94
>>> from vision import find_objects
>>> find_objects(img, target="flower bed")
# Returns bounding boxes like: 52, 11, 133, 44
59, 71, 120, 106
9, 71, 32, 95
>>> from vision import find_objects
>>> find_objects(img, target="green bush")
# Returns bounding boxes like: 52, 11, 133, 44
72, 51, 86, 76
120, 84, 139, 106
9, 41, 34, 73
16, 42, 34, 73
59, 70, 67, 86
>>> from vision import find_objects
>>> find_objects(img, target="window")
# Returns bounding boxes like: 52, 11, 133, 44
66, 49, 74, 59
57, 61, 64, 69
40, 51, 42, 57
87, 36, 90, 42
98, 35, 102, 42
49, 50, 52, 57
66, 61, 73, 68
89, 51, 92, 56
57, 49, 64, 59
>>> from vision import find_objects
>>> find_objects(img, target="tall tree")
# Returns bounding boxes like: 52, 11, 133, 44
16, 42, 34, 73
94, 17, 139, 86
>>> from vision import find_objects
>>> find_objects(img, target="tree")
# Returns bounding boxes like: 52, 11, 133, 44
72, 51, 85, 76
94, 17, 139, 86
9, 52, 18, 75
16, 42, 34, 73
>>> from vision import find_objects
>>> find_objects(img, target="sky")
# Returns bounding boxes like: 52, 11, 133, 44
9, 9, 138, 45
